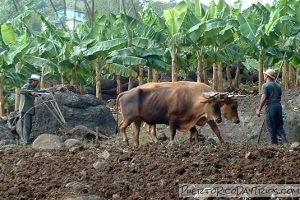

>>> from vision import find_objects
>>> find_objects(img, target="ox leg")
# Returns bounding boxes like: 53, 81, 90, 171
169, 118, 178, 142
189, 126, 199, 143
132, 120, 142, 147
119, 120, 130, 146
207, 120, 224, 143
149, 125, 158, 143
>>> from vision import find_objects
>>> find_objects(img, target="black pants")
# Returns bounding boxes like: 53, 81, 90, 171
266, 103, 286, 144
20, 112, 33, 144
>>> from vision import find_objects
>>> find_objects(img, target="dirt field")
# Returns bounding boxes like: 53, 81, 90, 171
1, 88, 300, 200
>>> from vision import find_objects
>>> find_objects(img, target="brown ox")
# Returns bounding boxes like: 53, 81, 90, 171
138, 81, 240, 143
117, 86, 222, 147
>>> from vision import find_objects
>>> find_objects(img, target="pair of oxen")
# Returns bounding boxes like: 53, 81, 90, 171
116, 81, 240, 147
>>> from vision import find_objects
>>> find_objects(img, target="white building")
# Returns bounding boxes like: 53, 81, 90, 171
51, 9, 86, 30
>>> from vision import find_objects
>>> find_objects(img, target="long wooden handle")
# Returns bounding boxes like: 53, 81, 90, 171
257, 118, 265, 144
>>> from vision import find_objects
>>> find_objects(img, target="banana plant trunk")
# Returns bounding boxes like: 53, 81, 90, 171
71, 62, 77, 86
226, 65, 232, 87
297, 68, 300, 87
172, 48, 178, 82
116, 75, 122, 95
128, 66, 134, 90
79, 84, 84, 94
212, 62, 218, 91
258, 52, 264, 94
40, 65, 46, 89
196, 51, 203, 82
147, 67, 153, 83
203, 70, 208, 85
138, 66, 144, 85
95, 61, 103, 101
14, 87, 20, 111
0, 76, 5, 116
153, 69, 159, 82
234, 61, 241, 89
217, 63, 223, 92
61, 72, 65, 85
283, 59, 289, 90
288, 63, 295, 89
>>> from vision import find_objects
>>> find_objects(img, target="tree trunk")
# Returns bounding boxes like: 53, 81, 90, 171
0, 77, 5, 116
148, 67, 153, 83
288, 63, 295, 89
258, 53, 264, 94
14, 87, 20, 111
71, 63, 77, 86
61, 72, 65, 85
116, 75, 122, 95
226, 65, 232, 86
95, 61, 103, 101
80, 83, 85, 94
212, 62, 218, 91
128, 67, 134, 90
196, 51, 203, 82
297, 68, 300, 87
40, 65, 46, 89
217, 63, 223, 92
234, 61, 241, 89
172, 48, 178, 82
153, 69, 159, 82
283, 59, 289, 90
138, 66, 144, 85
203, 68, 208, 85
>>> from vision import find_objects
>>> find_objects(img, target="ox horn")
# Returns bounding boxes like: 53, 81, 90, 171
202, 92, 219, 100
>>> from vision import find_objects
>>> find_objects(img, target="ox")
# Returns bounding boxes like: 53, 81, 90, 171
117, 86, 223, 147
138, 81, 240, 143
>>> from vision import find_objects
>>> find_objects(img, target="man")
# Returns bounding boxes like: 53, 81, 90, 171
19, 74, 48, 144
256, 68, 288, 145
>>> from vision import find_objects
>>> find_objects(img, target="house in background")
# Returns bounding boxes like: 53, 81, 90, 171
50, 9, 86, 30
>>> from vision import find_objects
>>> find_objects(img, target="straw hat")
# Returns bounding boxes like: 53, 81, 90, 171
29, 74, 40, 81
263, 69, 276, 80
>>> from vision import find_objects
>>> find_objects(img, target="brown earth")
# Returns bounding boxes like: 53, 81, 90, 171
1, 87, 300, 200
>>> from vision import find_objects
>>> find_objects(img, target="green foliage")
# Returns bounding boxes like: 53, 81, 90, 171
205, 175, 216, 184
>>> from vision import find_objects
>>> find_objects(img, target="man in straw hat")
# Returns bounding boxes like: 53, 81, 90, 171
19, 74, 49, 145
256, 68, 288, 145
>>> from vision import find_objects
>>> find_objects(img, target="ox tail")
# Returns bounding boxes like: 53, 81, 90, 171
115, 91, 126, 134
116, 95, 120, 134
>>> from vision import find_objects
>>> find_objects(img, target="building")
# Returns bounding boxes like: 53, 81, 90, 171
51, 9, 86, 30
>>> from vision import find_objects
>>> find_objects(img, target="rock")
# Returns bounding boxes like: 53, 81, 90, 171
0, 117, 13, 141
93, 160, 108, 169
64, 139, 83, 148
9, 89, 118, 142
32, 134, 63, 149
64, 196, 106, 200
245, 152, 253, 159
290, 142, 300, 149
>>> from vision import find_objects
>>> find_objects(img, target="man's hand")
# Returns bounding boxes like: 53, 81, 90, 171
256, 109, 261, 117
29, 91, 38, 97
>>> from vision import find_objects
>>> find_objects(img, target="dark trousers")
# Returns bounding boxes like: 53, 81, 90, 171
20, 112, 33, 144
266, 103, 286, 144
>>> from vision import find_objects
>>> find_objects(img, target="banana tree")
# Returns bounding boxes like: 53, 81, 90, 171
163, 1, 200, 81
0, 22, 35, 114
136, 4, 170, 83
238, 3, 278, 94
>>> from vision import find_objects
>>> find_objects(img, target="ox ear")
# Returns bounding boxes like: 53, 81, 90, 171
202, 92, 219, 100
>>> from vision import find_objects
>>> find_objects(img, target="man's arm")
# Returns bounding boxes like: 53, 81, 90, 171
256, 94, 267, 117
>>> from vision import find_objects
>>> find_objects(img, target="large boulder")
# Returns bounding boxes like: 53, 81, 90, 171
11, 87, 118, 142
0, 117, 13, 141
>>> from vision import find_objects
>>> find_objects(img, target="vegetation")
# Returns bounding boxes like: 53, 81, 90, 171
0, 0, 300, 116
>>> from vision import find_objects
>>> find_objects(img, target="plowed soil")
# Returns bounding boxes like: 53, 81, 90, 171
1, 87, 300, 200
